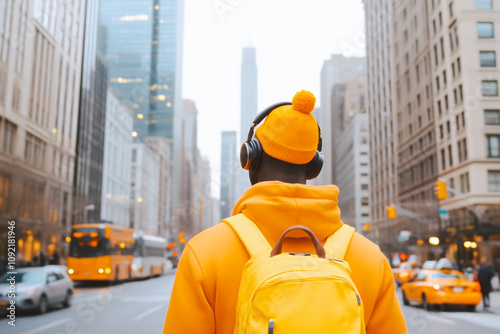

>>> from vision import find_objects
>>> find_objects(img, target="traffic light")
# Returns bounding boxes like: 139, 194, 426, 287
386, 206, 397, 219
435, 181, 447, 200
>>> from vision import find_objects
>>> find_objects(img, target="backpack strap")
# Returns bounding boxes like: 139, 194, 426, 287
223, 213, 272, 257
323, 224, 355, 260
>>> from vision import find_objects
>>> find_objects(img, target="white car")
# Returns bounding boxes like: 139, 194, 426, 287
0, 265, 74, 314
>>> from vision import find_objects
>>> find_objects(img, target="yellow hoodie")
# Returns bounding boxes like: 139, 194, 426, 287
163, 182, 407, 334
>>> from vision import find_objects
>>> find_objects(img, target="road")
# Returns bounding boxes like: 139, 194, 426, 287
0, 272, 175, 334
1, 271, 500, 333
397, 286, 500, 334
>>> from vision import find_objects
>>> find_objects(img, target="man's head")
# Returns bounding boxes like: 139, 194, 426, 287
240, 90, 323, 185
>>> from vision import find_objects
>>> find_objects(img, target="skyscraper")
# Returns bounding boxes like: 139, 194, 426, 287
73, 0, 108, 225
98, 0, 183, 141
236, 47, 258, 198
220, 131, 237, 219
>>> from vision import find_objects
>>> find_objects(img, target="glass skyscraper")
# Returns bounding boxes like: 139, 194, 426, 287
98, 0, 183, 140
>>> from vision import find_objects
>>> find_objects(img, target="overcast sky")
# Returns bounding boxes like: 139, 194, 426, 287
182, 0, 366, 197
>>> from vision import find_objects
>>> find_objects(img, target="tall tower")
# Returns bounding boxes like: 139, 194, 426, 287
237, 47, 258, 198
73, 0, 108, 224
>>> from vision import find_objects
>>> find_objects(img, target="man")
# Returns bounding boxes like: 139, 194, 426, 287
478, 258, 495, 309
163, 91, 407, 333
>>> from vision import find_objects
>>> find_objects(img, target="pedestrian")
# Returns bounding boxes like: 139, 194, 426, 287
39, 251, 46, 266
163, 91, 407, 333
477, 258, 495, 309
50, 250, 60, 265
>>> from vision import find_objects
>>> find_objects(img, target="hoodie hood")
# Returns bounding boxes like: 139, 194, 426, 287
232, 181, 344, 245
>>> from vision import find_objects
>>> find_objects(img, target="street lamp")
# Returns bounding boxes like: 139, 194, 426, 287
429, 237, 440, 246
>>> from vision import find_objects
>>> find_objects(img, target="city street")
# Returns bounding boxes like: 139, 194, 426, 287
2, 268, 500, 333
0, 271, 175, 334
398, 286, 500, 334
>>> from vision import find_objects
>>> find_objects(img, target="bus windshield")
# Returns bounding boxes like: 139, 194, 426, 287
69, 228, 110, 258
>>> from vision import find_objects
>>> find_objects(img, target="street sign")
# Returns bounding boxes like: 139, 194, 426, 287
438, 208, 449, 220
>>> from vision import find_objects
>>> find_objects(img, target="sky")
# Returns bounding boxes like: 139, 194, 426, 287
182, 0, 366, 197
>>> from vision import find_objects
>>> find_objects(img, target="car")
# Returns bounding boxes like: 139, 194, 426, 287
422, 260, 437, 269
394, 261, 421, 286
0, 265, 74, 314
401, 269, 481, 311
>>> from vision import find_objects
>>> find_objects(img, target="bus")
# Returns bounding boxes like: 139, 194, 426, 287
131, 234, 168, 279
67, 223, 135, 281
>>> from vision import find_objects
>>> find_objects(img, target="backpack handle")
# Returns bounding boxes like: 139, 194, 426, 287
270, 225, 326, 259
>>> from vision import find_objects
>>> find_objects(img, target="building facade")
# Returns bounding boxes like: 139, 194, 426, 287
317, 55, 366, 186
0, 0, 86, 266
130, 143, 160, 234
101, 90, 133, 227
337, 110, 370, 234
364, 0, 399, 257
98, 0, 184, 236
73, 0, 108, 225
220, 131, 237, 219
365, 0, 500, 263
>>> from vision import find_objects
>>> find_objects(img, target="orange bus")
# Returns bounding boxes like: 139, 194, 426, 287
67, 223, 135, 281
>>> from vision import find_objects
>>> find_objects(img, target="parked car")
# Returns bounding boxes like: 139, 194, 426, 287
401, 269, 481, 311
0, 265, 74, 314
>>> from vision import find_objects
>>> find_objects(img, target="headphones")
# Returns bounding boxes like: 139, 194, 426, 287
239, 102, 324, 180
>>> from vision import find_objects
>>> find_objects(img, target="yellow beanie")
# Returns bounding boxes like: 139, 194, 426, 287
255, 90, 318, 165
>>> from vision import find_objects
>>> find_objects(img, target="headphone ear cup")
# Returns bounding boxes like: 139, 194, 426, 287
306, 151, 324, 180
240, 139, 263, 171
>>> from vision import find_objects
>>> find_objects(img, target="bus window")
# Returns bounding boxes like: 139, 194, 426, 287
69, 228, 110, 258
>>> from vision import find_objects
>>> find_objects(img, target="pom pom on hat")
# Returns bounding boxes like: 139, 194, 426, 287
292, 90, 316, 114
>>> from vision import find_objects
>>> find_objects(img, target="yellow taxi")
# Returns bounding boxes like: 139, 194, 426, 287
401, 268, 481, 311
393, 261, 420, 286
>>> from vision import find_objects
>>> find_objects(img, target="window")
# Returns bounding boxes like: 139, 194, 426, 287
440, 37, 445, 59
441, 149, 446, 170
2, 119, 17, 155
445, 95, 449, 110
443, 70, 447, 85
361, 197, 369, 206
447, 120, 451, 136
463, 138, 468, 161
449, 2, 454, 17
487, 135, 500, 157
436, 76, 440, 91
482, 81, 498, 96
485, 110, 500, 125
458, 141, 462, 162
361, 184, 369, 191
452, 63, 456, 78
480, 51, 496, 67
477, 22, 494, 38
461, 111, 466, 128
438, 100, 442, 116
488, 171, 500, 191
457, 57, 461, 73
475, 0, 493, 10
456, 115, 460, 130
448, 145, 453, 167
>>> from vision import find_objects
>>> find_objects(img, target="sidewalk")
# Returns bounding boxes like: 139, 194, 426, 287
479, 291, 500, 314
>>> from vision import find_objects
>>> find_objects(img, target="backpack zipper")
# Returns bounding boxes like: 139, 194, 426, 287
268, 319, 274, 334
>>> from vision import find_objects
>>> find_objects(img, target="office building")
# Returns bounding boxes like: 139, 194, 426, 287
317, 55, 365, 186
101, 90, 134, 227
0, 0, 86, 264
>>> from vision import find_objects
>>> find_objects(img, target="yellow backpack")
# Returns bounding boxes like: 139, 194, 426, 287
224, 214, 366, 334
